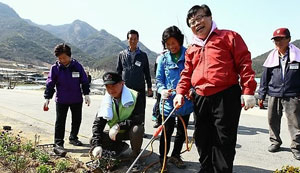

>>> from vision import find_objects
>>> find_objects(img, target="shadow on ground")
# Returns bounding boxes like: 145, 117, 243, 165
277, 147, 291, 152
238, 125, 269, 135
66, 148, 90, 154
115, 160, 274, 173
233, 165, 273, 173
96, 149, 200, 173
236, 143, 241, 148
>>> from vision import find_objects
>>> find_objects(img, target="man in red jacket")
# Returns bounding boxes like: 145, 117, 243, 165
173, 4, 257, 173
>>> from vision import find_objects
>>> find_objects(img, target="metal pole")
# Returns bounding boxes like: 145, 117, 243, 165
126, 106, 177, 173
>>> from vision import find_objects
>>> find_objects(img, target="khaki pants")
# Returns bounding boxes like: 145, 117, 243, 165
268, 96, 300, 151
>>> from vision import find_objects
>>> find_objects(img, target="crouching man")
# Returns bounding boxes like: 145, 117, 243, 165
90, 72, 144, 172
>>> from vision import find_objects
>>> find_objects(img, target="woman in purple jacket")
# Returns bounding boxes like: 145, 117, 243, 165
43, 43, 90, 156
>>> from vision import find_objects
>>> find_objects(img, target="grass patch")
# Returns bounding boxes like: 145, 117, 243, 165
0, 130, 88, 173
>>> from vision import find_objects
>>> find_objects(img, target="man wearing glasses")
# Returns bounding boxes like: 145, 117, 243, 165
173, 4, 257, 172
258, 28, 300, 160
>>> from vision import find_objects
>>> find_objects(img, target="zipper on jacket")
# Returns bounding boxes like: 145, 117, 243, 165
201, 47, 206, 90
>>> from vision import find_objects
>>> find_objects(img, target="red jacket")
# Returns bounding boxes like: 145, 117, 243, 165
176, 29, 256, 96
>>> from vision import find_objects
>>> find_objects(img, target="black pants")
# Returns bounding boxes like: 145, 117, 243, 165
159, 114, 190, 159
101, 125, 145, 157
55, 102, 83, 146
152, 93, 162, 123
194, 85, 241, 173
131, 88, 146, 116
139, 90, 146, 115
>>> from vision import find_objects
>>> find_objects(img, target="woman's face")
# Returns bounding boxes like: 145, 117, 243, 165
57, 53, 71, 66
165, 37, 181, 54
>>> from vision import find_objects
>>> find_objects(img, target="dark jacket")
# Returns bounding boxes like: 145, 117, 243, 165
258, 56, 300, 100
91, 92, 144, 147
116, 47, 152, 92
44, 59, 90, 104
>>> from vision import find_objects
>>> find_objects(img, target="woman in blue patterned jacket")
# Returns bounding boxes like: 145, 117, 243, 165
156, 26, 193, 172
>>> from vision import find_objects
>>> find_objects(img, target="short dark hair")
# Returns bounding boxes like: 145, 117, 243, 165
127, 30, 139, 39
162, 26, 184, 49
54, 43, 71, 57
186, 4, 212, 27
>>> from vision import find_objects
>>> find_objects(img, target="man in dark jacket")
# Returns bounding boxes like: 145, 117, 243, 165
116, 30, 152, 116
258, 28, 300, 160
90, 72, 144, 172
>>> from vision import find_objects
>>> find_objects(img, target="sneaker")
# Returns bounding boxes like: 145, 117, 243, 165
158, 165, 168, 173
131, 160, 142, 173
169, 155, 186, 169
69, 139, 83, 146
159, 158, 168, 173
268, 144, 280, 152
152, 116, 157, 121
53, 145, 67, 157
153, 122, 161, 128
292, 150, 300, 160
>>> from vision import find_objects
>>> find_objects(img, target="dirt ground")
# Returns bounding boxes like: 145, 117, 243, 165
0, 113, 163, 173
1, 112, 91, 160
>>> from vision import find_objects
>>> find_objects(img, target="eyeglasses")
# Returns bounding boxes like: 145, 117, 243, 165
189, 14, 208, 26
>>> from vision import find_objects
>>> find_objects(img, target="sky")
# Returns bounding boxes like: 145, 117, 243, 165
0, 0, 300, 58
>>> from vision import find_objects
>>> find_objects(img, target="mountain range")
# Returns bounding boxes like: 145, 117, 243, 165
31, 19, 158, 63
0, 2, 96, 67
0, 2, 300, 77
0, 2, 157, 74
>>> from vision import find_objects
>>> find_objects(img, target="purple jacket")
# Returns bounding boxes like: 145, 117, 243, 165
44, 59, 90, 104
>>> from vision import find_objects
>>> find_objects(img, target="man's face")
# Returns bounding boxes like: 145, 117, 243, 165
127, 34, 138, 50
57, 53, 71, 66
105, 81, 124, 98
188, 9, 212, 40
273, 37, 290, 52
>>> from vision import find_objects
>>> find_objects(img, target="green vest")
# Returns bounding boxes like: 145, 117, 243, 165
107, 89, 138, 130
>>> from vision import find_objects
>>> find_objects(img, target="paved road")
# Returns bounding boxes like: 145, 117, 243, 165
0, 88, 300, 172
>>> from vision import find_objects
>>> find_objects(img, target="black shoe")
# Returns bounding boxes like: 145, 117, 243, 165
153, 122, 161, 128
158, 165, 168, 173
114, 142, 129, 157
268, 144, 280, 152
169, 155, 186, 169
69, 139, 83, 146
131, 160, 142, 173
158, 158, 168, 173
292, 150, 300, 160
53, 145, 67, 157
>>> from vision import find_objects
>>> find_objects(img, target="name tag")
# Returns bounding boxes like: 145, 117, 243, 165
290, 64, 299, 70
72, 72, 80, 78
135, 61, 141, 67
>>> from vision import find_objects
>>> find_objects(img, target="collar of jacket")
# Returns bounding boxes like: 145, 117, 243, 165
57, 59, 75, 70
263, 43, 300, 68
126, 47, 141, 55
192, 20, 219, 47
164, 46, 186, 63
